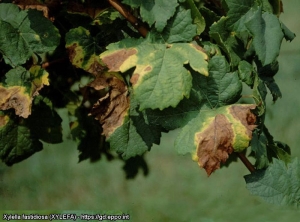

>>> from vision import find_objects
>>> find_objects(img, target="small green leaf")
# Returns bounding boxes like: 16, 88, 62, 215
245, 158, 300, 207
122, 0, 179, 32
250, 129, 269, 169
0, 4, 60, 67
238, 60, 255, 86
185, 0, 205, 35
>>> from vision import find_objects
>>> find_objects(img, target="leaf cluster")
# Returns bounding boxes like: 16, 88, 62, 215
0, 0, 298, 206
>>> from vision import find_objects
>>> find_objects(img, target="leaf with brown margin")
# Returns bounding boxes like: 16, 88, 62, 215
65, 27, 106, 76
175, 104, 257, 176
86, 72, 129, 137
0, 66, 49, 118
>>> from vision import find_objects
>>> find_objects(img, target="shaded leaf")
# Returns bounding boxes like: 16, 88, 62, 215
122, 155, 149, 179
245, 158, 300, 207
0, 66, 49, 118
238, 60, 255, 86
26, 96, 62, 144
250, 129, 269, 169
175, 104, 257, 175
0, 111, 43, 166
0, 3, 60, 67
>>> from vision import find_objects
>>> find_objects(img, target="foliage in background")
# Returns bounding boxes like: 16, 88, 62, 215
0, 0, 297, 206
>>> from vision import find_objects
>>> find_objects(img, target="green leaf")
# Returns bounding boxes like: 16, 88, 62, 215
238, 60, 255, 86
108, 98, 163, 160
145, 72, 205, 130
245, 8, 284, 65
0, 3, 60, 67
185, 0, 205, 35
100, 9, 208, 110
0, 66, 49, 118
0, 111, 43, 166
245, 158, 300, 207
209, 17, 245, 67
66, 27, 105, 75
26, 96, 62, 144
252, 75, 267, 117
250, 129, 269, 169
225, 0, 257, 30
175, 104, 257, 175
200, 55, 242, 108
122, 0, 179, 32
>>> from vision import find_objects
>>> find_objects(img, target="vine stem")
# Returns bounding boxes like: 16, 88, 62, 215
108, 0, 149, 37
236, 152, 255, 173
41, 57, 68, 69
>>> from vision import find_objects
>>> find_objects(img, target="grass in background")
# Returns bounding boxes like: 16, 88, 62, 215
1, 1, 300, 221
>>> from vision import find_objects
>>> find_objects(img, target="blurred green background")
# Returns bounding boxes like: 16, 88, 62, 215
1, 1, 300, 221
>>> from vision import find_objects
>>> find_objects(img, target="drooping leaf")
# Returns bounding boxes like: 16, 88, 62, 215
26, 96, 62, 144
122, 0, 179, 32
238, 60, 255, 86
245, 158, 300, 207
252, 75, 267, 117
122, 155, 149, 179
280, 22, 296, 42
245, 8, 284, 66
66, 27, 105, 76
0, 3, 60, 67
0, 66, 49, 118
185, 0, 205, 35
250, 129, 269, 169
175, 104, 257, 175
0, 111, 43, 166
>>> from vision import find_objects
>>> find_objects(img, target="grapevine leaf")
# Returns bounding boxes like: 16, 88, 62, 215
101, 15, 207, 110
245, 8, 284, 66
250, 129, 269, 169
200, 56, 242, 108
66, 27, 105, 76
238, 60, 255, 86
26, 96, 62, 144
0, 66, 49, 118
122, 0, 178, 32
185, 0, 205, 35
0, 111, 43, 166
0, 3, 60, 67
175, 104, 257, 175
245, 158, 300, 207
